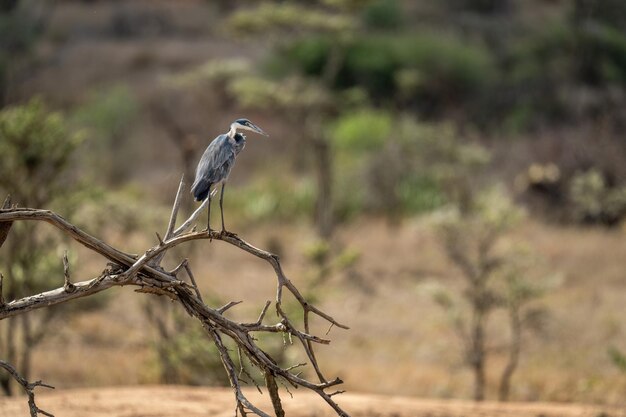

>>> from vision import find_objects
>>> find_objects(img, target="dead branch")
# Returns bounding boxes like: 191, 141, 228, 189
0, 360, 54, 417
0, 176, 350, 416
62, 251, 75, 293
0, 272, 5, 308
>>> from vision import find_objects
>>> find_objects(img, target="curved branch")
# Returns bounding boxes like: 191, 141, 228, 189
0, 178, 350, 416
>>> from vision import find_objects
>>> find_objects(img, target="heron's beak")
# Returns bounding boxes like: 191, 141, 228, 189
250, 123, 269, 137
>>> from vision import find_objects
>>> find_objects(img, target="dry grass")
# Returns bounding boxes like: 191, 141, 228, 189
12, 216, 623, 406
1, 386, 625, 417
3, 0, 625, 408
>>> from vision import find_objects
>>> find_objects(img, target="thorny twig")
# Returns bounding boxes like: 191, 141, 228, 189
0, 177, 350, 417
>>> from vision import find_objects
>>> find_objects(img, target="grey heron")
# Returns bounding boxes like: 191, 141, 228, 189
191, 118, 268, 232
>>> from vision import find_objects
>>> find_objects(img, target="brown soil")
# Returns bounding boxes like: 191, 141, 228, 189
1, 386, 624, 417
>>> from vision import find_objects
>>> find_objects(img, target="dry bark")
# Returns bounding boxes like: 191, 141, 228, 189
0, 178, 350, 417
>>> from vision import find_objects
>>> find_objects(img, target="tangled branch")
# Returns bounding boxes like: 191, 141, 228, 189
0, 177, 350, 417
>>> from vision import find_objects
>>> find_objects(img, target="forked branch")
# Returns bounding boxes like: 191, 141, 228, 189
0, 177, 350, 417
0, 360, 55, 417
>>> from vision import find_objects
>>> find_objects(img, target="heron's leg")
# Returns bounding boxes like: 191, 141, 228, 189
219, 182, 226, 232
206, 185, 212, 232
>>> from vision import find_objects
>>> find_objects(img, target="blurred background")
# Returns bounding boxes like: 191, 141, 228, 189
1, 0, 625, 407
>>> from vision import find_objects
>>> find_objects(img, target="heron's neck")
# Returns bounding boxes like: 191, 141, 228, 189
228, 124, 237, 139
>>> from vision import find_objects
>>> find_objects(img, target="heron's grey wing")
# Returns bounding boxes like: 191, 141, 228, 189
191, 135, 235, 201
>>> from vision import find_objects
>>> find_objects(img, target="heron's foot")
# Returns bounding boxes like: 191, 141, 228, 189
202, 226, 217, 241
220, 229, 237, 238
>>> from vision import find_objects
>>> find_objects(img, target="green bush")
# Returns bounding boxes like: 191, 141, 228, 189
227, 176, 315, 224
0, 98, 83, 207
72, 85, 138, 184
571, 0, 626, 31
277, 33, 496, 104
393, 34, 496, 97
397, 175, 446, 214
569, 169, 626, 226
331, 109, 392, 152
362, 0, 404, 30
577, 23, 626, 84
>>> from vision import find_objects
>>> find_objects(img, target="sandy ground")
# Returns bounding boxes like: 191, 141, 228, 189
1, 386, 625, 417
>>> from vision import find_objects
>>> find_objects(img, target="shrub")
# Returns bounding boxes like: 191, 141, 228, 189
331, 109, 392, 152
569, 169, 626, 226
276, 33, 497, 106
362, 0, 404, 30
72, 85, 138, 184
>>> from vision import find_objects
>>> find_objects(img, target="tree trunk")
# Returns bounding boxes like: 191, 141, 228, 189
312, 138, 334, 239
469, 308, 486, 401
0, 318, 16, 396
20, 314, 33, 383
499, 305, 521, 401
144, 300, 179, 384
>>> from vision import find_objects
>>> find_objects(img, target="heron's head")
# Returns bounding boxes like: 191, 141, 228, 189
230, 118, 269, 137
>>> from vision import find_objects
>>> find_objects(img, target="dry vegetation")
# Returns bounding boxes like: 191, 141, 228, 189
8, 218, 624, 406
1, 0, 626, 414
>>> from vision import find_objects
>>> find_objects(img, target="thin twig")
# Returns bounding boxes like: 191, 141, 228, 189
62, 251, 75, 293
183, 261, 203, 302
0, 359, 55, 417
0, 272, 5, 308
218, 300, 243, 314
166, 174, 186, 239
173, 196, 210, 236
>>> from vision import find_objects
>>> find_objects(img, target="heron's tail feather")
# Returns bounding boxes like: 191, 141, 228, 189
191, 180, 217, 202
191, 179, 209, 201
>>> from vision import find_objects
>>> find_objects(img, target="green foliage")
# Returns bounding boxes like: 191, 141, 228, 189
393, 34, 496, 97
504, 19, 626, 129
227, 177, 315, 224
608, 347, 626, 373
304, 239, 332, 266
569, 169, 626, 225
303, 238, 361, 289
331, 116, 489, 219
227, 73, 333, 114
228, 3, 355, 35
331, 109, 392, 152
576, 23, 626, 84
572, 0, 626, 32
362, 0, 404, 30
72, 85, 138, 184
436, 186, 525, 258
0, 98, 83, 206
152, 321, 230, 386
397, 175, 446, 214
445, 0, 506, 14
73, 85, 137, 139
279, 33, 496, 104
395, 119, 490, 212
167, 58, 251, 88
0, 98, 107, 314
273, 36, 333, 78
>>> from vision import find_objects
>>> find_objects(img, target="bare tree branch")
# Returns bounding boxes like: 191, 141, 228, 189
62, 251, 75, 293
0, 360, 54, 417
0, 176, 350, 416
0, 272, 5, 308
